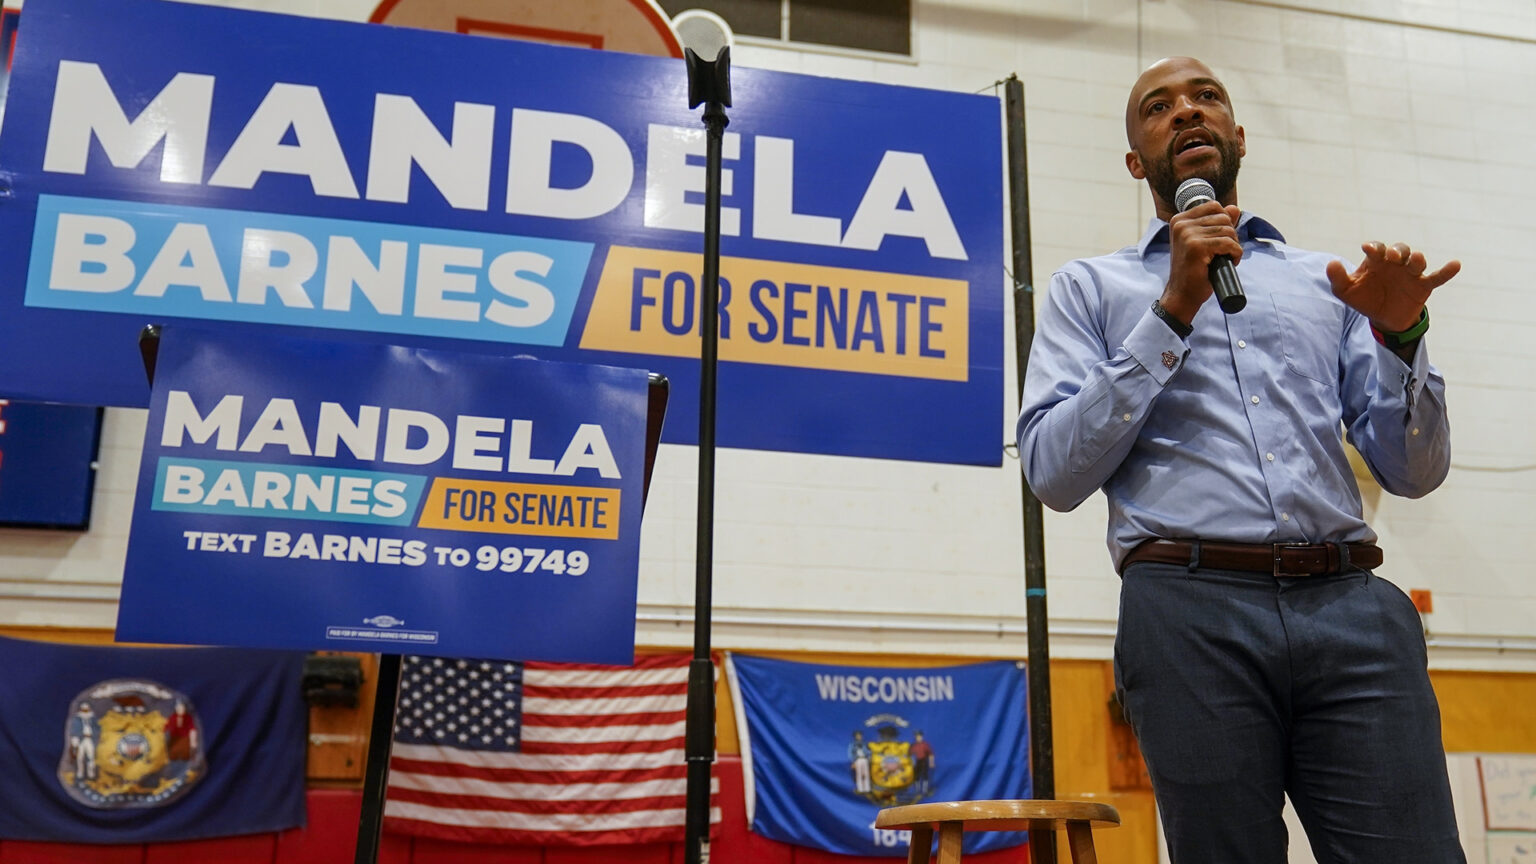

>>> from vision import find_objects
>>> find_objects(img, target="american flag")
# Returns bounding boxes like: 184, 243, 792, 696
383, 652, 719, 846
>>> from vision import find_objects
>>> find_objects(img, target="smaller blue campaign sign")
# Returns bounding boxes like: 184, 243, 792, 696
116, 327, 651, 663
729, 655, 1030, 857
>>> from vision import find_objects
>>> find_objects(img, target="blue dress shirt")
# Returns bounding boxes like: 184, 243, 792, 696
1016, 214, 1450, 571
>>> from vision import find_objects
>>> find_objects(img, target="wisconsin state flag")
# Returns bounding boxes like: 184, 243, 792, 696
0, 635, 306, 842
728, 654, 1030, 857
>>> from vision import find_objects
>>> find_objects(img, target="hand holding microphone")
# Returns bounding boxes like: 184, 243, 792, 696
1164, 178, 1246, 319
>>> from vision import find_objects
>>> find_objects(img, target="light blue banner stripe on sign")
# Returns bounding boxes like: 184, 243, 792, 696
27, 194, 593, 346
151, 456, 427, 526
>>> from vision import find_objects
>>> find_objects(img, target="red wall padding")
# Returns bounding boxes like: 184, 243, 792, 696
0, 757, 1029, 863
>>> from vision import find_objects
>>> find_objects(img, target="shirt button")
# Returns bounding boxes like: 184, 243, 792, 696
1122, 413, 1132, 422
1411, 427, 1420, 436
1266, 453, 1275, 462
1281, 513, 1290, 522
1251, 395, 1261, 404
1237, 340, 1247, 349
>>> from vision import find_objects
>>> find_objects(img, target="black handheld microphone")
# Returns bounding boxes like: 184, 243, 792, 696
1174, 177, 1246, 314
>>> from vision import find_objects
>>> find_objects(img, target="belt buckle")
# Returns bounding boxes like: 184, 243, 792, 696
1272, 543, 1312, 578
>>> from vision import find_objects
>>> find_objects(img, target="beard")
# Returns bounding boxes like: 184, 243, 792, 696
1142, 131, 1242, 213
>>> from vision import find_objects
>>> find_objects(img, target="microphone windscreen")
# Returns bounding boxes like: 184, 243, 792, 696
1174, 177, 1217, 213
674, 9, 734, 62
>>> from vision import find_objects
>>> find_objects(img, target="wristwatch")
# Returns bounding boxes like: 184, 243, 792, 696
1150, 300, 1193, 338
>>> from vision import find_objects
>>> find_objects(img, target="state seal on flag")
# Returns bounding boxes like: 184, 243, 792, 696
57, 679, 205, 809
849, 714, 937, 806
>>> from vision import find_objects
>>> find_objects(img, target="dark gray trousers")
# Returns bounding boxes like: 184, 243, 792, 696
1114, 562, 1466, 864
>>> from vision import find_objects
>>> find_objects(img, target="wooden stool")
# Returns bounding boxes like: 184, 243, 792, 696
875, 799, 1120, 864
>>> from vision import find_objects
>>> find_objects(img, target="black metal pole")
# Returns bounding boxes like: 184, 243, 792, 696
1005, 74, 1057, 864
683, 45, 730, 864
354, 653, 403, 864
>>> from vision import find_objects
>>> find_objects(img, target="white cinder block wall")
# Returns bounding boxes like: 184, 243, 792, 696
1, 0, 1532, 670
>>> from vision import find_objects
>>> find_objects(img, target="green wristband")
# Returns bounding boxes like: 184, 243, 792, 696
1372, 307, 1429, 349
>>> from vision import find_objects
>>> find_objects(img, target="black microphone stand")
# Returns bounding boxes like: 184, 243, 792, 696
682, 44, 730, 864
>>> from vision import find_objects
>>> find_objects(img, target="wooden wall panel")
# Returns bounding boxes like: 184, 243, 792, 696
1046, 660, 1156, 864
0, 625, 120, 644
1432, 670, 1536, 754
305, 653, 375, 782
1048, 660, 1112, 793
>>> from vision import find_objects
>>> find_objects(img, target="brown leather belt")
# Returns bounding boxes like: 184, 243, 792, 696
1122, 539, 1382, 577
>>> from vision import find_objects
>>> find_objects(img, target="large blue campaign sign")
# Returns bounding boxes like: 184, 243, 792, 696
729, 655, 1030, 857
116, 327, 650, 663
0, 0, 1004, 465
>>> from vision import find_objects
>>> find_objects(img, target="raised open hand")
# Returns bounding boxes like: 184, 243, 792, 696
1325, 241, 1459, 333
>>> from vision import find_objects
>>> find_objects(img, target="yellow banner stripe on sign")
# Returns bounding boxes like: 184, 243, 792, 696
580, 246, 969, 382
417, 478, 620, 540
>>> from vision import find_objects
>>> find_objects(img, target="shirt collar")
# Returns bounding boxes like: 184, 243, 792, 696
1137, 211, 1285, 258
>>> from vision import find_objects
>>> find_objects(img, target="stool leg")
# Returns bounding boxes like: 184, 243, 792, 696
1029, 829, 1056, 864
936, 823, 964, 863
908, 825, 933, 864
1065, 822, 1097, 864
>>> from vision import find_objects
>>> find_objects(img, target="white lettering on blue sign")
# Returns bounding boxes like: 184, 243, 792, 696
40, 60, 967, 260
158, 391, 621, 478
31, 196, 581, 344
162, 463, 413, 517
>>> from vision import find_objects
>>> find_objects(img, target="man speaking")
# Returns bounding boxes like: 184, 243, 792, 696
1017, 57, 1465, 863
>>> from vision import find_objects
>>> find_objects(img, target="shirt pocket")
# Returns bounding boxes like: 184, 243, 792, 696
1270, 291, 1344, 386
